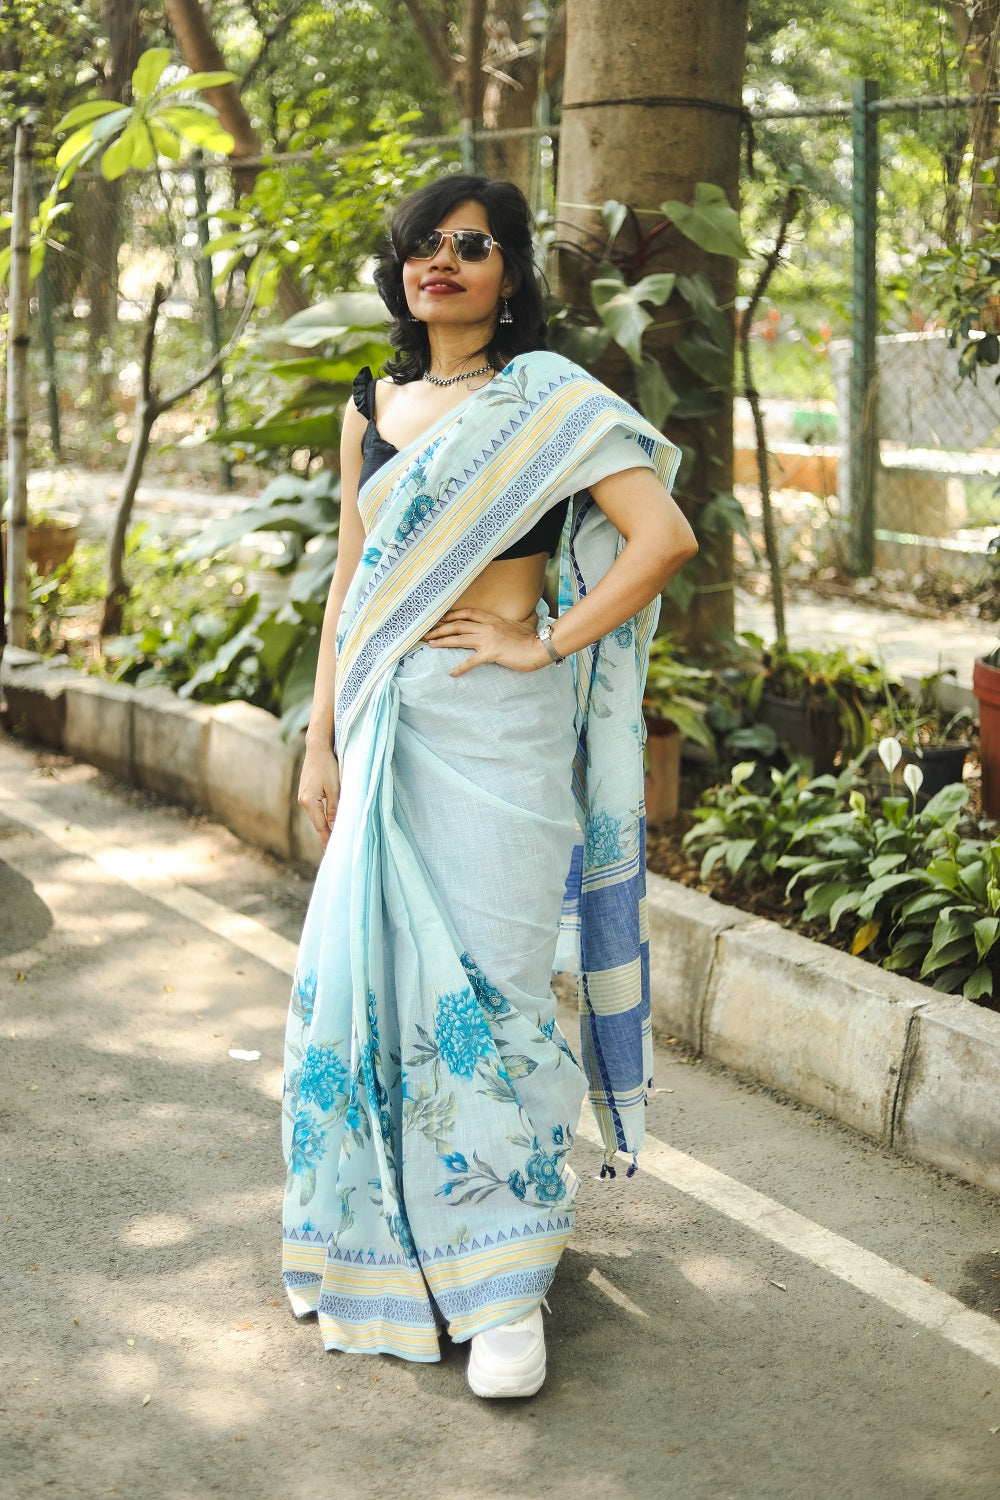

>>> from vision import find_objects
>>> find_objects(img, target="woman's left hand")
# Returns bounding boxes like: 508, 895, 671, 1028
424, 607, 549, 677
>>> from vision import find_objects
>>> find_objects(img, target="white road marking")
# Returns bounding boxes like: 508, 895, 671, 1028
5, 779, 999, 1373
586, 1268, 649, 1319
0, 785, 300, 977
578, 1105, 1000, 1372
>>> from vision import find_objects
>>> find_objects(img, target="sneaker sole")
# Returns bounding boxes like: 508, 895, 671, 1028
467, 1348, 546, 1399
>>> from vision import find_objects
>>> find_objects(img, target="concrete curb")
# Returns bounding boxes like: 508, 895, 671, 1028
3, 651, 998, 1196
646, 877, 1000, 1197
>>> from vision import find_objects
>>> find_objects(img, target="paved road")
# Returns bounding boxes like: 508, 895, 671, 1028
1, 730, 998, 1500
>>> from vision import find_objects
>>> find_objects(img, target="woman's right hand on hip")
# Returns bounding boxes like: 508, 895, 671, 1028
298, 747, 341, 848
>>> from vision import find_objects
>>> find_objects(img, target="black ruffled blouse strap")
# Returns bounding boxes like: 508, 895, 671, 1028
352, 365, 376, 420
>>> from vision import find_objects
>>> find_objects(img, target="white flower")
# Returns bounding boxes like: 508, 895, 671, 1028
877, 736, 902, 773
902, 762, 924, 798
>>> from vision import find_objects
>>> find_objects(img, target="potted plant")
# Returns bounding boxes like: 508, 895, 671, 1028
973, 643, 1000, 817
643, 636, 716, 823
1, 503, 81, 576
874, 666, 975, 804
741, 635, 885, 773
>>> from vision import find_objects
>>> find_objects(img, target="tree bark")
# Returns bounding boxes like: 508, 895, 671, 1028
164, 0, 307, 316
949, 0, 1000, 240
555, 0, 749, 645
81, 0, 143, 416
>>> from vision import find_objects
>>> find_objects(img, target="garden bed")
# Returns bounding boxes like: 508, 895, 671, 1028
646, 758, 998, 1015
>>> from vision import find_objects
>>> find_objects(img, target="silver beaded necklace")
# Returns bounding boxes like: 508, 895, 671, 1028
423, 363, 493, 387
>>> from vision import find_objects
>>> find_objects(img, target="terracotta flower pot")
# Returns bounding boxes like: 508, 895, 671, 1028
973, 655, 1000, 818
644, 715, 681, 824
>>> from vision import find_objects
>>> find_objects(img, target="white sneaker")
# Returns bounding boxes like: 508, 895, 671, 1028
467, 1304, 546, 1399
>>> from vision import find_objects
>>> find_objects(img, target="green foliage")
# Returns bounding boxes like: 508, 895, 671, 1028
53, 47, 236, 188
662, 183, 750, 260
175, 465, 341, 736
684, 745, 1000, 1002
683, 759, 862, 885
741, 633, 890, 757
643, 636, 716, 751
203, 123, 445, 309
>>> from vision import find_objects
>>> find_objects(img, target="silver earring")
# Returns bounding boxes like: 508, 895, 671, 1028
406, 312, 419, 323
499, 299, 513, 325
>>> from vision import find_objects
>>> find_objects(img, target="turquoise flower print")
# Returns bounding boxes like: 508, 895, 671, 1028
584, 807, 624, 867
434, 987, 494, 1078
540, 1017, 555, 1041
362, 546, 382, 567
507, 1169, 527, 1201
298, 1044, 348, 1111
387, 1210, 416, 1260
614, 623, 633, 648
525, 1149, 566, 1204
361, 1042, 388, 1109
395, 491, 435, 542
290, 1109, 327, 1176
346, 1095, 361, 1131
378, 1107, 393, 1141
551, 1124, 565, 1146
292, 970, 317, 1025
460, 952, 512, 1018
440, 1151, 468, 1174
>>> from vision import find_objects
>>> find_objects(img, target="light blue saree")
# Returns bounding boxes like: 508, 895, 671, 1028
282, 351, 680, 1361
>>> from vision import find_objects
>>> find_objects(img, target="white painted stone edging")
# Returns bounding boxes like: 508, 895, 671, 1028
3, 652, 998, 1195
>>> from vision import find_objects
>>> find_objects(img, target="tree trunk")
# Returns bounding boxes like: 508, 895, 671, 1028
164, 0, 307, 316
949, 0, 1000, 240
555, 0, 749, 646
81, 0, 143, 417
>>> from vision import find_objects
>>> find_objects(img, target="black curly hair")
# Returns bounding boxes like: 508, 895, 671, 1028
373, 174, 547, 383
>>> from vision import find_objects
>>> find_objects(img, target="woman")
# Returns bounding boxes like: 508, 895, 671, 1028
282, 174, 697, 1397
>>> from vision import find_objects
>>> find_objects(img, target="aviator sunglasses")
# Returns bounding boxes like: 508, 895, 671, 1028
405, 227, 503, 263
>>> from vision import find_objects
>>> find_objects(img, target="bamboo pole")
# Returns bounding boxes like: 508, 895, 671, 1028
6, 117, 35, 650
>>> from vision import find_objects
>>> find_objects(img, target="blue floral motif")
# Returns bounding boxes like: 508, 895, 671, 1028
507, 1169, 527, 1201
346, 1098, 362, 1131
584, 807, 624, 867
294, 971, 317, 1025
525, 1149, 566, 1203
361, 1042, 388, 1109
551, 1124, 565, 1146
378, 1107, 393, 1141
460, 952, 512, 1018
434, 987, 494, 1078
395, 491, 436, 542
387, 1210, 416, 1260
540, 1017, 555, 1041
362, 546, 382, 567
298, 1044, 348, 1111
290, 1109, 327, 1175
440, 1151, 468, 1174
614, 623, 634, 648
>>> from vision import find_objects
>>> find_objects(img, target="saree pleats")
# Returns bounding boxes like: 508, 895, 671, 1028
282, 644, 586, 1361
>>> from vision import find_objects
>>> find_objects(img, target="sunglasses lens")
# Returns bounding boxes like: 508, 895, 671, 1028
408, 230, 444, 260
452, 231, 492, 261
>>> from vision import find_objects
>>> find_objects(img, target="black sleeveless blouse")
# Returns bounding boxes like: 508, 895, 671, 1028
352, 368, 569, 561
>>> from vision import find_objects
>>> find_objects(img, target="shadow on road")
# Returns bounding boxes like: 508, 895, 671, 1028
0, 860, 53, 955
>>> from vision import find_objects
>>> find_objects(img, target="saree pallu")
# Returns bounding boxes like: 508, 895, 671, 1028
283, 637, 584, 1361
282, 351, 681, 1361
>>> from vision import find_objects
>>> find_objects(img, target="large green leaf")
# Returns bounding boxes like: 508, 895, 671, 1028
674, 328, 732, 389
590, 272, 675, 365
676, 272, 731, 348
210, 412, 339, 450
634, 357, 678, 427
100, 126, 138, 181
132, 47, 172, 101
277, 294, 389, 347
662, 182, 749, 259
56, 100, 126, 133
159, 71, 237, 95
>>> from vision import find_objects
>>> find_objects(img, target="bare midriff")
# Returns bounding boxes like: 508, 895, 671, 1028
445, 551, 549, 624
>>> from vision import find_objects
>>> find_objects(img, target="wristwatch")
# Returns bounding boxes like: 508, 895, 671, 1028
536, 621, 564, 665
